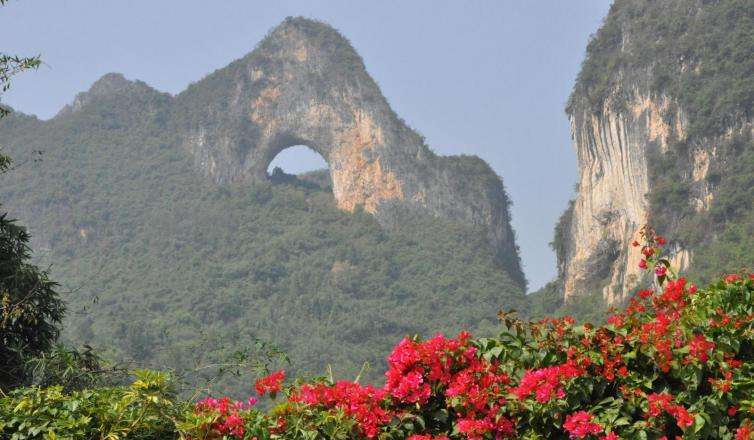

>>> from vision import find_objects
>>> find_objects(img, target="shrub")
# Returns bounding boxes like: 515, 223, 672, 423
0, 370, 179, 439
4, 231, 754, 439
0, 209, 64, 390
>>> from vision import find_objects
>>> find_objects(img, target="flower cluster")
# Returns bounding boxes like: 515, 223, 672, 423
193, 396, 257, 438
385, 332, 516, 439
511, 361, 583, 403
253, 369, 285, 396
182, 230, 754, 439
292, 381, 390, 438
563, 411, 604, 438
646, 393, 694, 430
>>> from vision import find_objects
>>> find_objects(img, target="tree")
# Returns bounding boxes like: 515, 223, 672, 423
0, 0, 62, 390
0, 216, 65, 389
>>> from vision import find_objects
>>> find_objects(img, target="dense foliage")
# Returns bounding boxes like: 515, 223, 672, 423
4, 233, 754, 439
570, 0, 754, 138
648, 130, 754, 286
0, 208, 64, 390
0, 82, 526, 391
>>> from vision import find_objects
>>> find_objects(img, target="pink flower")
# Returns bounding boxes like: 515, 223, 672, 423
511, 362, 583, 403
563, 411, 603, 438
255, 370, 285, 396
688, 335, 715, 363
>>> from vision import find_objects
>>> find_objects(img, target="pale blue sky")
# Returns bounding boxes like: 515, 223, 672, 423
1, 0, 611, 291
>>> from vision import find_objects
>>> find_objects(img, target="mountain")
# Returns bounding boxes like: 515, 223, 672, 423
552, 0, 754, 305
0, 17, 526, 389
171, 17, 525, 286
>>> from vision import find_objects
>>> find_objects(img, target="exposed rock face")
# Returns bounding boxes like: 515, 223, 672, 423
170, 17, 525, 286
560, 0, 754, 304
563, 91, 689, 303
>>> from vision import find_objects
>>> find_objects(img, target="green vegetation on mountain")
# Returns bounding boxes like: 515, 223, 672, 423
570, 0, 754, 138
0, 79, 526, 392
648, 130, 754, 284
562, 0, 754, 300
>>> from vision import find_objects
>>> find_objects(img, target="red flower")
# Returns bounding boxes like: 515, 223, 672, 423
607, 315, 623, 327
736, 421, 753, 440
667, 405, 694, 429
729, 406, 738, 416
293, 381, 389, 438
646, 393, 694, 430
194, 396, 257, 439
563, 411, 603, 438
656, 236, 666, 246
255, 370, 285, 396
639, 259, 648, 269
637, 289, 653, 299
457, 418, 494, 439
646, 393, 674, 417
511, 362, 583, 403
687, 334, 715, 363
655, 265, 667, 277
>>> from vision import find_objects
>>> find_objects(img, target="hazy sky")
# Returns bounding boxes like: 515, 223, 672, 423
1, 0, 610, 291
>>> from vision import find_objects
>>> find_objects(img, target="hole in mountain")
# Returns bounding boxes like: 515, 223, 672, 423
267, 145, 330, 188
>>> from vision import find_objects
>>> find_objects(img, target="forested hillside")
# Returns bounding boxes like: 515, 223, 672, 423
0, 77, 526, 390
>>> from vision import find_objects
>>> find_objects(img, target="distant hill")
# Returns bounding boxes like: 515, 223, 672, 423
0, 18, 526, 391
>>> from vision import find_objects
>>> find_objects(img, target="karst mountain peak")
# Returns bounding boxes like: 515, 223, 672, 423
44, 16, 527, 288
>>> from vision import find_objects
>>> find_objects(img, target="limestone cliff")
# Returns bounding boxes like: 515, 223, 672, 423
563, 91, 691, 303
170, 17, 525, 286
559, 0, 754, 304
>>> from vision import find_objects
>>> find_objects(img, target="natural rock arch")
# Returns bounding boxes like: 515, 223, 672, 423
173, 17, 526, 287
266, 145, 327, 176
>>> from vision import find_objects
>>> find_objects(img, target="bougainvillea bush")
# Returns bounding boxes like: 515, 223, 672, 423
3, 231, 754, 439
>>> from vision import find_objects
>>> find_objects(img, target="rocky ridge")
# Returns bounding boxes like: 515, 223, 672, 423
42, 17, 525, 288
168, 17, 525, 286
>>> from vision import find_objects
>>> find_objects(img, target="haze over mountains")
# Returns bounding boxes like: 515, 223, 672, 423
0, 1, 613, 292
1, 0, 753, 392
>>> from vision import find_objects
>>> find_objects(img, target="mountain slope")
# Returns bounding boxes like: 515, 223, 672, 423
0, 19, 526, 390
169, 17, 525, 288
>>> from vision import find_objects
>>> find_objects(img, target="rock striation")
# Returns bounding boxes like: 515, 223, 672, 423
559, 0, 754, 304
563, 91, 690, 303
